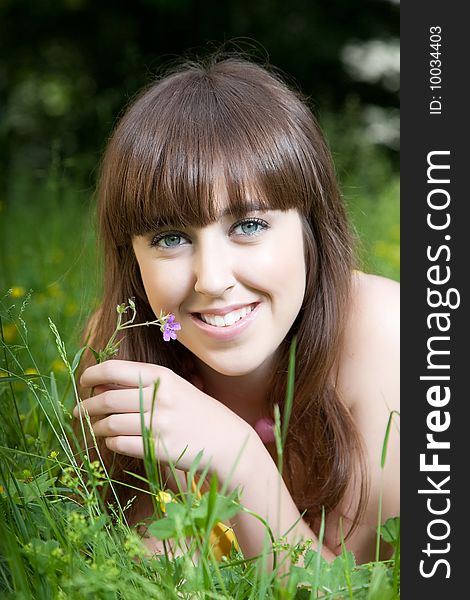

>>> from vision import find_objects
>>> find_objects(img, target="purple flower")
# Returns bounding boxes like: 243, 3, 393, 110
254, 417, 275, 443
162, 314, 181, 342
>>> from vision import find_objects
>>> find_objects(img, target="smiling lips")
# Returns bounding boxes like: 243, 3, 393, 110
198, 304, 255, 327
189, 302, 261, 339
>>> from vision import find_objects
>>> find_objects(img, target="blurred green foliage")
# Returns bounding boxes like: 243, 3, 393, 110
321, 101, 400, 279
0, 0, 399, 370
0, 0, 399, 182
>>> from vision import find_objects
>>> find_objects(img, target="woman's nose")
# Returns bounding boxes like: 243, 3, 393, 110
193, 233, 236, 297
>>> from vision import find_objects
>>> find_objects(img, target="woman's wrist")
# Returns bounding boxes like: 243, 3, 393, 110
217, 424, 274, 494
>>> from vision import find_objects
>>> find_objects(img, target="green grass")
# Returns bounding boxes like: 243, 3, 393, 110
0, 143, 399, 598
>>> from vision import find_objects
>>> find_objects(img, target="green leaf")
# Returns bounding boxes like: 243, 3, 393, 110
89, 346, 101, 363
7, 473, 57, 504
215, 490, 242, 523
293, 586, 311, 600
380, 516, 400, 546
148, 502, 190, 540
326, 551, 356, 594
205, 472, 218, 530
367, 562, 396, 600
21, 538, 63, 575
349, 563, 374, 596
71, 345, 87, 373
187, 450, 205, 487
381, 410, 399, 468
147, 517, 177, 540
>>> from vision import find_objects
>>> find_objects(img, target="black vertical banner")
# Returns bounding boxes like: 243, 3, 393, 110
401, 2, 467, 597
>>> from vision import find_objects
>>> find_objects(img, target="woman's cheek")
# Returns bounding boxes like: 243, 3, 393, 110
249, 240, 298, 288
262, 236, 306, 310
142, 260, 191, 314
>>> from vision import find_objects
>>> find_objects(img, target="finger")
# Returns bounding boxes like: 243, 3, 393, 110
105, 435, 144, 458
80, 360, 168, 389
92, 413, 149, 437
93, 384, 124, 395
74, 387, 155, 417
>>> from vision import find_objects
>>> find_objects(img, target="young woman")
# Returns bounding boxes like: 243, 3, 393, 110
75, 56, 400, 566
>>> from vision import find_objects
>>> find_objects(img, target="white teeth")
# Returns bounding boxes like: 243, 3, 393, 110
200, 304, 254, 327
224, 312, 237, 326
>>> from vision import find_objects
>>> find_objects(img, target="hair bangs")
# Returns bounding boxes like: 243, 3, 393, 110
220, 127, 314, 220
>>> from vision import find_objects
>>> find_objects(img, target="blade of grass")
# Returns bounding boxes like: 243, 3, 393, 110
375, 410, 400, 562
281, 335, 297, 450
310, 506, 326, 599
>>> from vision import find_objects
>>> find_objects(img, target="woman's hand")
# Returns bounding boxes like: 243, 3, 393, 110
74, 359, 256, 479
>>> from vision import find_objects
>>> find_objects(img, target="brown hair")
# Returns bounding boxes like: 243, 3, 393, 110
78, 55, 367, 540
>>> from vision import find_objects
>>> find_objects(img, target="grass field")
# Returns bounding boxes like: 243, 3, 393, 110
0, 140, 400, 598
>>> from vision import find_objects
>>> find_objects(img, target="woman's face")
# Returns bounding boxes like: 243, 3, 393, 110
132, 199, 307, 377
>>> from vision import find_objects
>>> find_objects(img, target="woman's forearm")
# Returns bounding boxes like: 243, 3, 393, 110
222, 432, 337, 569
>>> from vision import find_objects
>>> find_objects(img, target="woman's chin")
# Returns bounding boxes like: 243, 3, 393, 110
202, 361, 257, 378
193, 348, 278, 380
188, 351, 263, 378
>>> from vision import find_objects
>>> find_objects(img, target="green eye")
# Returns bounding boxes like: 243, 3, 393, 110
151, 232, 189, 248
240, 221, 259, 234
232, 218, 269, 236
162, 235, 182, 247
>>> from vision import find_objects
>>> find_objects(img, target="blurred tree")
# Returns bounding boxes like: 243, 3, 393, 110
0, 0, 398, 189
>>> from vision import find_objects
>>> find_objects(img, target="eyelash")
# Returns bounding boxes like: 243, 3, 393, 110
150, 218, 270, 250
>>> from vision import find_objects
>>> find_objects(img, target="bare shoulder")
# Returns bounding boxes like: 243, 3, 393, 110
327, 271, 400, 562
346, 271, 399, 352
337, 271, 400, 412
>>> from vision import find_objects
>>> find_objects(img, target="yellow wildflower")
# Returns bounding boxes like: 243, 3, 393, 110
10, 287, 25, 298
52, 358, 67, 373
24, 368, 38, 375
65, 302, 78, 316
2, 324, 17, 343
155, 490, 173, 513
47, 283, 64, 299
